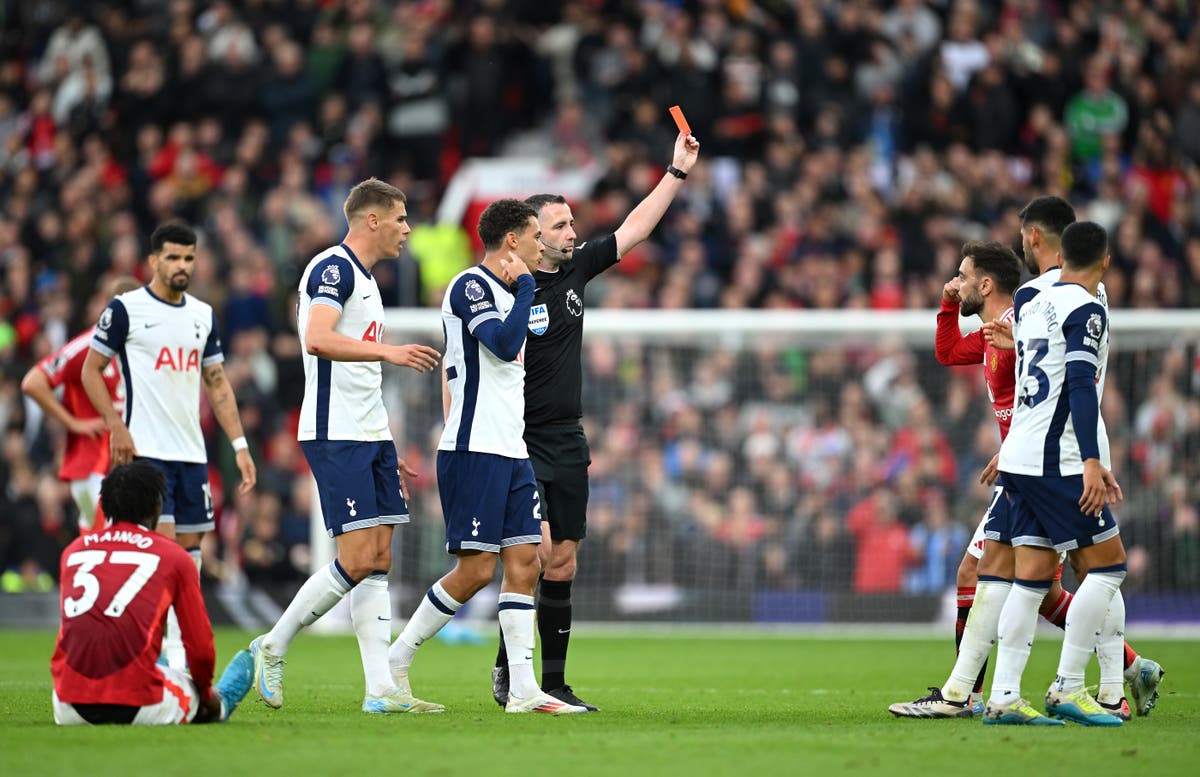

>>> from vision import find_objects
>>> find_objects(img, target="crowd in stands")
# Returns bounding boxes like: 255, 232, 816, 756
1, 1, 1198, 604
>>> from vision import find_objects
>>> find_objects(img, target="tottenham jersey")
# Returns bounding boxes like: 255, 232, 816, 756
1009, 268, 1110, 462
90, 287, 222, 463
999, 282, 1109, 476
439, 266, 528, 459
297, 244, 389, 442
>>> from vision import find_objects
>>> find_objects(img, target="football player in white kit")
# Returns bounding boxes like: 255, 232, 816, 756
83, 221, 257, 671
983, 221, 1128, 727
249, 178, 442, 714
387, 199, 586, 714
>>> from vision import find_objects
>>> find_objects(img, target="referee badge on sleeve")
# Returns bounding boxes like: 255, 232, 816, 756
529, 303, 549, 335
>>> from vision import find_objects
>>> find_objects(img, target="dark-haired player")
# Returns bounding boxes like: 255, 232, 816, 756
51, 460, 253, 725
82, 221, 257, 671
492, 132, 700, 711
387, 199, 584, 714
985, 222, 1127, 726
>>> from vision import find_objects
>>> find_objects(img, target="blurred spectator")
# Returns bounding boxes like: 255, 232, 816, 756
1065, 56, 1129, 163
0, 1, 1197, 612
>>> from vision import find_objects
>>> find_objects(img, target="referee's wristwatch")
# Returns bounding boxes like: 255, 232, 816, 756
666, 164, 687, 180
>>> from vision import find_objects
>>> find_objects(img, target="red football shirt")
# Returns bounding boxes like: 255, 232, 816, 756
51, 523, 215, 707
38, 328, 123, 480
934, 301, 1017, 441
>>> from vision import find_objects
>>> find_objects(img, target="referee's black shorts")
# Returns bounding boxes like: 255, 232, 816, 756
525, 423, 590, 542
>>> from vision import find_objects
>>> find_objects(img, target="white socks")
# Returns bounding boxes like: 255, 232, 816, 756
988, 580, 1048, 704
351, 572, 393, 696
265, 560, 356, 655
163, 606, 187, 671
1055, 568, 1126, 694
389, 581, 461, 682
499, 592, 539, 700
187, 547, 202, 574
942, 577, 1011, 702
163, 548, 202, 671
1095, 590, 1127, 703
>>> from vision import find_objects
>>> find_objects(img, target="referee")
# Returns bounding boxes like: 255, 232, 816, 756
492, 132, 700, 711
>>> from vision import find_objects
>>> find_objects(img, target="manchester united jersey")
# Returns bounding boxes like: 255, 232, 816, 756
51, 522, 216, 707
38, 328, 123, 480
934, 301, 1018, 441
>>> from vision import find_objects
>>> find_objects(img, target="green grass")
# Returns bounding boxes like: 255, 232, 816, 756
1, 628, 1195, 776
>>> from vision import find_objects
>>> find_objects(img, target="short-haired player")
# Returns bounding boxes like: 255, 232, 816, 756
387, 199, 586, 714
249, 178, 442, 714
984, 222, 1128, 726
83, 222, 257, 671
51, 460, 255, 726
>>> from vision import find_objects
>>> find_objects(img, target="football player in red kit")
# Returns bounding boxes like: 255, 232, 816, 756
51, 460, 252, 725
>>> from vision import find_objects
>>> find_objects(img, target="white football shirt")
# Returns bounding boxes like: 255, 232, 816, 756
1008, 268, 1110, 466
439, 266, 529, 459
296, 244, 390, 442
89, 287, 222, 463
999, 282, 1109, 476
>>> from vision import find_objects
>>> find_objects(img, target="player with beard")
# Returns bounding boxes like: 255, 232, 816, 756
83, 221, 257, 672
890, 200, 1162, 720
491, 132, 700, 711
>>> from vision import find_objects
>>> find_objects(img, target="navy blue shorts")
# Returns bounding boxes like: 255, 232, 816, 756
1002, 472, 1120, 553
301, 440, 409, 537
436, 451, 541, 554
981, 486, 1013, 545
139, 458, 213, 534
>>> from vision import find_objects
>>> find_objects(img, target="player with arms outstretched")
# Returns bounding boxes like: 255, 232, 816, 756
22, 277, 140, 532
250, 178, 442, 714
52, 460, 253, 726
388, 199, 586, 714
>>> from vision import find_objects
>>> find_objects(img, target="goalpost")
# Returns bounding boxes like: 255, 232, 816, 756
332, 308, 1200, 625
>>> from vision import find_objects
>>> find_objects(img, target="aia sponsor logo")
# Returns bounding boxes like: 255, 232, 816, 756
155, 347, 201, 371
361, 321, 383, 343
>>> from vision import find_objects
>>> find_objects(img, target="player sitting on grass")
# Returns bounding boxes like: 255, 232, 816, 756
51, 460, 254, 725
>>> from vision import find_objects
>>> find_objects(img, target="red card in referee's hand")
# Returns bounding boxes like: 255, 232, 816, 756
669, 105, 691, 136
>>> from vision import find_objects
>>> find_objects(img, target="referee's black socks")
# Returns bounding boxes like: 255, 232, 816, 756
537, 578, 573, 690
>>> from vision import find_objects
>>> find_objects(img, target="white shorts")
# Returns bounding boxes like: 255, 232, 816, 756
53, 665, 199, 726
966, 513, 988, 560
69, 474, 104, 530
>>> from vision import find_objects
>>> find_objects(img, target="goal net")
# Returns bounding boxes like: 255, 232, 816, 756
375, 308, 1200, 625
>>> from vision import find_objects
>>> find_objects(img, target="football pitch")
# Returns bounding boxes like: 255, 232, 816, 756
2, 628, 1196, 776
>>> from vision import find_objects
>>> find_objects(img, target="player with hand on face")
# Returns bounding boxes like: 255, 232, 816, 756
51, 460, 254, 726
387, 199, 585, 714
250, 178, 442, 715
891, 242, 1077, 718
491, 131, 700, 712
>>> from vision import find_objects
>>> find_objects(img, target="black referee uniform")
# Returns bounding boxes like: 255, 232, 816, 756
523, 233, 619, 541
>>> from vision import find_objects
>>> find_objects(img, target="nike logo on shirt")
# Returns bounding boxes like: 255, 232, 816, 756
144, 322, 161, 328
